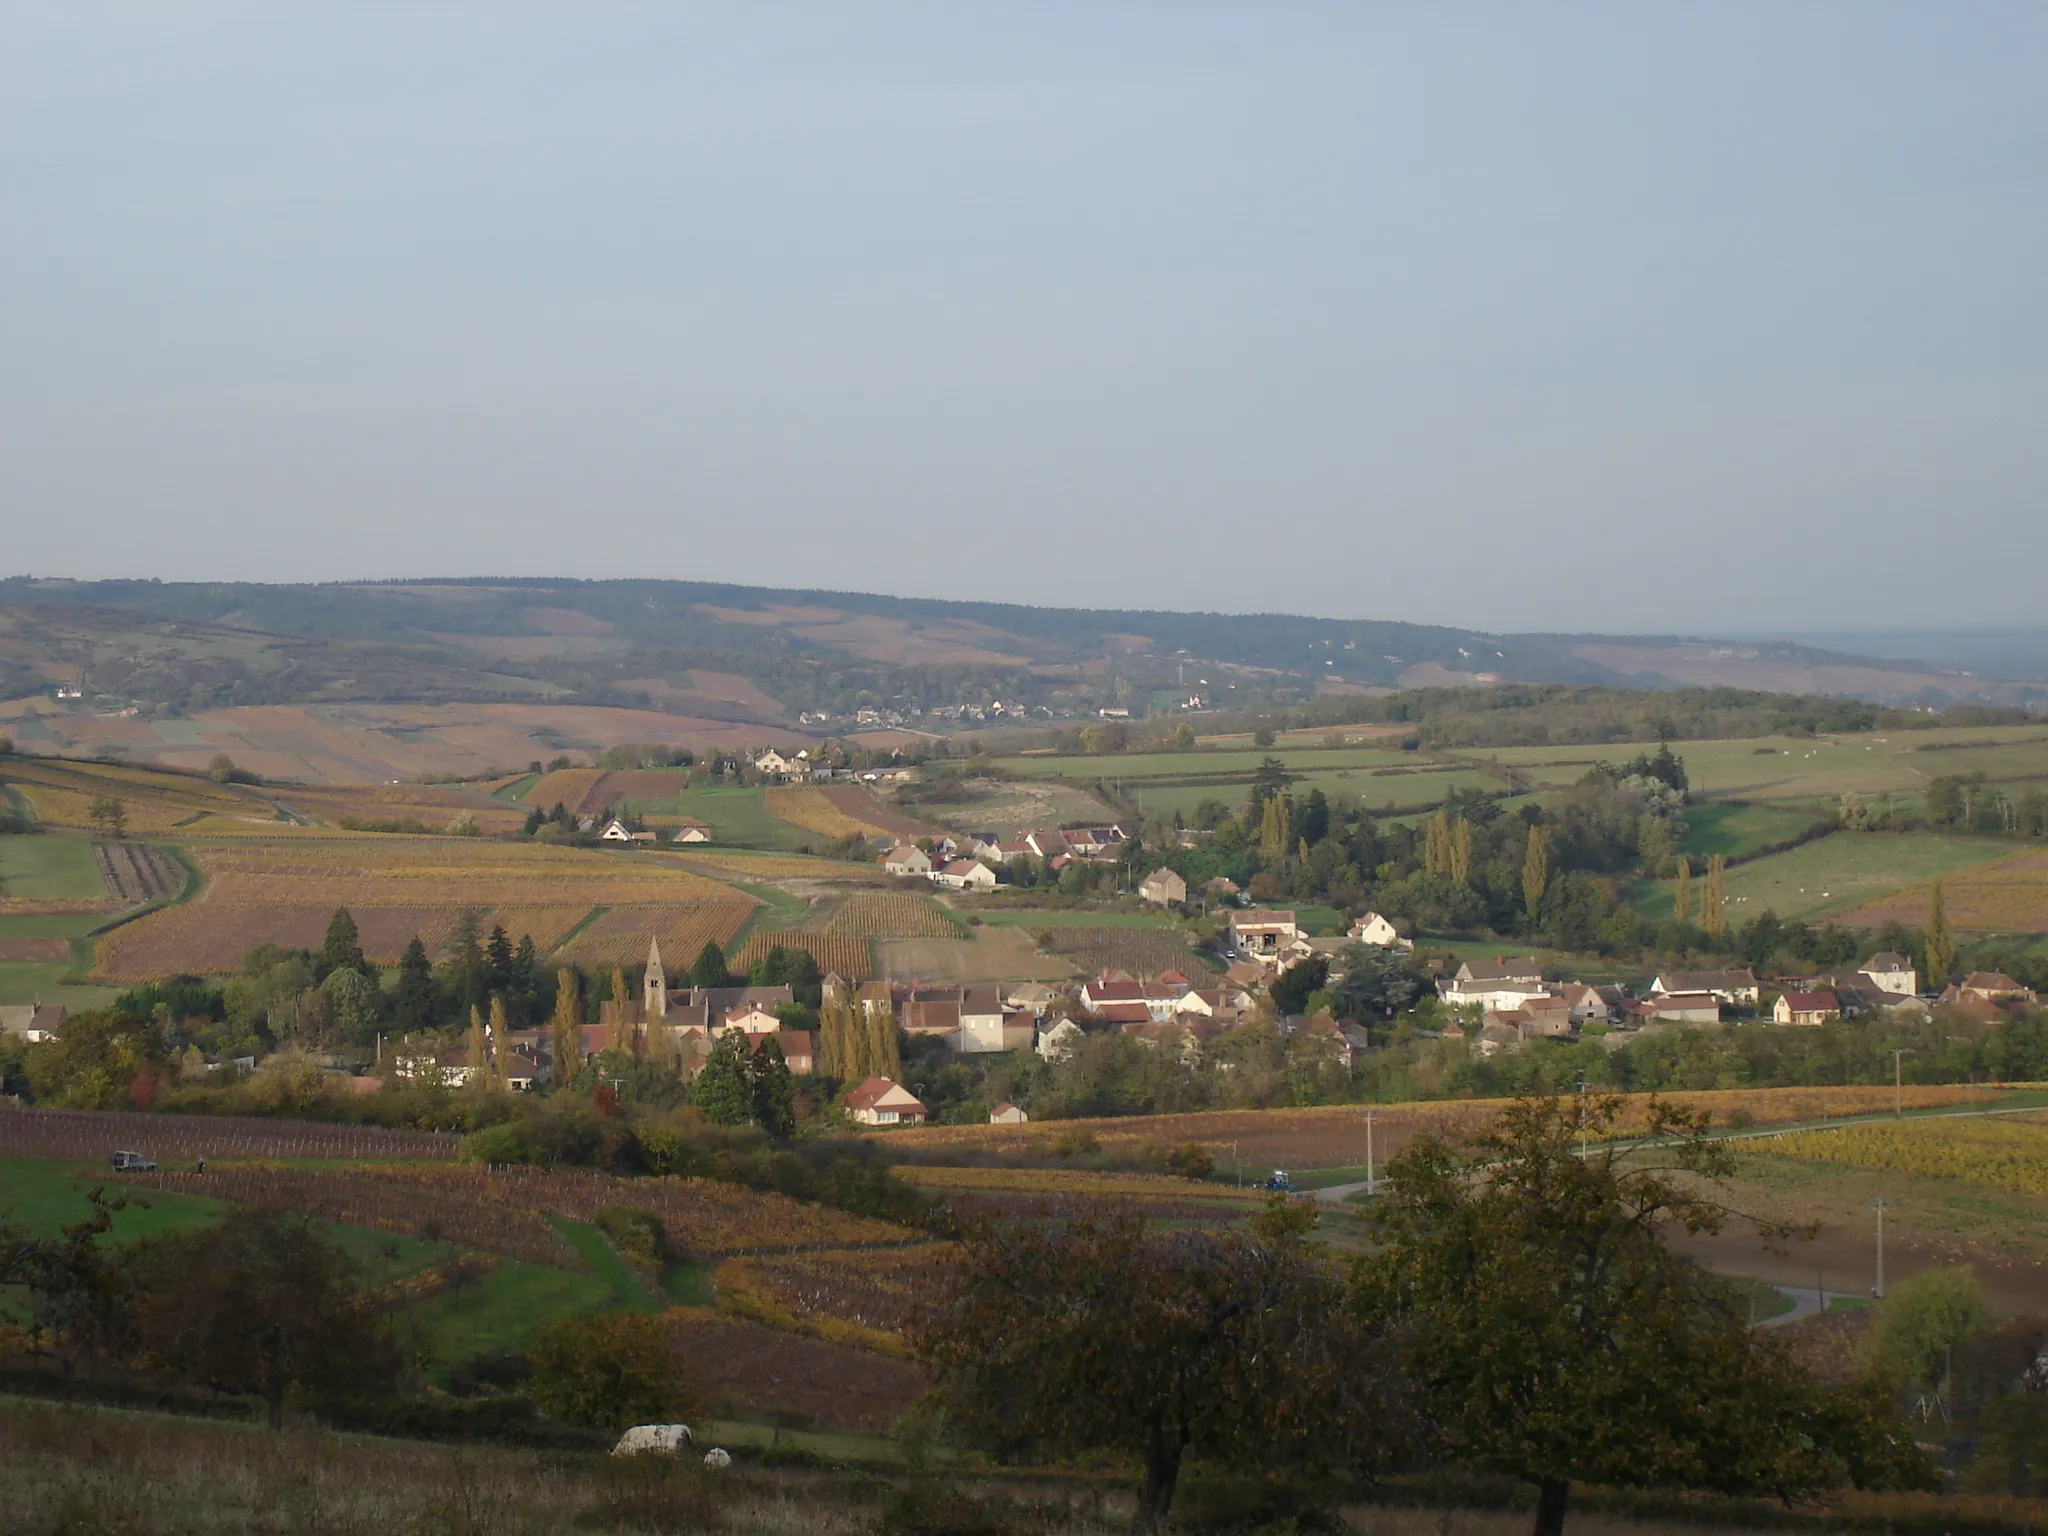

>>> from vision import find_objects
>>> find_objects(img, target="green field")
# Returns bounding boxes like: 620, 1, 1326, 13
1677, 803, 1824, 860
639, 785, 813, 851
0, 834, 108, 901
0, 964, 119, 1010
0, 1159, 226, 1243
1633, 831, 2009, 923
1485, 727, 2048, 806
1124, 766, 1506, 820
1000, 745, 1422, 781
549, 1217, 661, 1313
397, 1259, 614, 1375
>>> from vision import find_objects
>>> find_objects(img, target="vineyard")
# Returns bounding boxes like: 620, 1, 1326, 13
0, 938, 68, 962
283, 783, 530, 836
1041, 925, 1200, 978
714, 1243, 955, 1352
555, 902, 755, 967
462, 904, 592, 954
0, 1106, 458, 1162
732, 929, 873, 980
520, 767, 609, 816
0, 758, 261, 833
111, 1163, 577, 1268
895, 1165, 1267, 1201
814, 784, 935, 840
1836, 847, 2048, 933
668, 849, 888, 883
92, 841, 184, 903
1755, 1112, 2048, 1196
92, 838, 755, 979
888, 1085, 2022, 1168
340, 1164, 920, 1256
0, 897, 120, 916
822, 893, 962, 941
763, 786, 881, 840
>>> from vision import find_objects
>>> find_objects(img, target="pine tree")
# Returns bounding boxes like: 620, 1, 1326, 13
694, 1034, 754, 1125
488, 996, 511, 1090
1673, 856, 1692, 926
510, 934, 539, 1013
550, 968, 582, 1084
394, 936, 436, 1032
1702, 855, 1727, 940
748, 1036, 797, 1139
1450, 818, 1472, 885
1925, 881, 1956, 989
321, 908, 365, 977
1523, 826, 1548, 916
447, 909, 486, 1013
485, 925, 513, 990
690, 940, 734, 989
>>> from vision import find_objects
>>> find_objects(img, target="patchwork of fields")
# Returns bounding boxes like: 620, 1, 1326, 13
1835, 846, 2048, 933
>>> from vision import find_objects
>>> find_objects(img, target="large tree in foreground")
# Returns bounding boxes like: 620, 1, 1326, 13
1356, 1094, 1931, 1536
919, 1203, 1402, 1532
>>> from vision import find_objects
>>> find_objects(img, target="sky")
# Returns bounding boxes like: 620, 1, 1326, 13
4, 3, 2045, 634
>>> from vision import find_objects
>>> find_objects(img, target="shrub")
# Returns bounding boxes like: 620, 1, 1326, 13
527, 1311, 696, 1431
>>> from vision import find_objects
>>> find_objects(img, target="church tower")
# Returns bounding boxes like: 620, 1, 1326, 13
643, 935, 667, 1020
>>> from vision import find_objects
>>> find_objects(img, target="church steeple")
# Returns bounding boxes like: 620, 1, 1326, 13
643, 935, 667, 1020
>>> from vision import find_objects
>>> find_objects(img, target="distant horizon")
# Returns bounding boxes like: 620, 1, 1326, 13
6, 5, 2044, 631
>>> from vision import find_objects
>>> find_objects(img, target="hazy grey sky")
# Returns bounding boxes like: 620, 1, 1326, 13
5, 4, 2044, 632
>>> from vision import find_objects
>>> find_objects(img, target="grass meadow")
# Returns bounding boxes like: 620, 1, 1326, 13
1632, 830, 2007, 923
0, 834, 110, 901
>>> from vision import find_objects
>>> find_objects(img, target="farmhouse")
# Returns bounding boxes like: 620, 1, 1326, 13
670, 823, 713, 844
1859, 951, 1917, 996
1954, 972, 2034, 1003
882, 844, 932, 877
1774, 990, 1841, 1026
1642, 992, 1722, 1027
1348, 910, 1408, 948
933, 857, 997, 891
1649, 969, 1759, 1006
1137, 867, 1188, 907
1453, 957, 1543, 987
600, 819, 655, 845
0, 1003, 65, 1043
1229, 908, 1299, 957
846, 1077, 928, 1126
988, 1101, 1029, 1124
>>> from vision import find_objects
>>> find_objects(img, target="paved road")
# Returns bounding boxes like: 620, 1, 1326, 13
1758, 1285, 1862, 1328
1313, 1180, 1373, 1204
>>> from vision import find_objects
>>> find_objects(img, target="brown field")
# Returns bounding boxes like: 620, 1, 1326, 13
0, 1105, 457, 1161
592, 768, 690, 804
278, 782, 530, 835
821, 893, 960, 940
0, 897, 120, 916
1042, 925, 1201, 978
92, 838, 753, 979
714, 1242, 956, 1348
886, 1085, 2023, 1168
466, 904, 593, 954
0, 937, 68, 961
521, 767, 609, 814
878, 929, 1079, 982
670, 1310, 928, 1430
732, 929, 873, 980
1833, 846, 2048, 933
7, 702, 807, 784
813, 783, 937, 839
2, 757, 266, 832
555, 902, 754, 967
662, 849, 888, 883
762, 785, 878, 840
689, 601, 1032, 666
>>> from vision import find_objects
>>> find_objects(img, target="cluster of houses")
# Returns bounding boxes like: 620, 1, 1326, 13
879, 824, 1139, 890
748, 749, 918, 786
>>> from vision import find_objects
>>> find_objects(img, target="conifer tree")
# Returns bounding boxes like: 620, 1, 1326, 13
550, 968, 582, 1084
394, 936, 436, 1033
320, 908, 365, 977
693, 1034, 754, 1125
748, 1036, 797, 1139
690, 940, 733, 989
1673, 856, 1692, 926
1523, 826, 1548, 915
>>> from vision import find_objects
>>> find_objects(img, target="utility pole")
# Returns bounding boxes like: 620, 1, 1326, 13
1364, 1108, 1377, 1195
1893, 1049, 1906, 1118
1575, 1071, 1589, 1160
1874, 1198, 1887, 1299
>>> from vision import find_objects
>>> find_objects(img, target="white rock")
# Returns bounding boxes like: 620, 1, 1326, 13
612, 1424, 693, 1457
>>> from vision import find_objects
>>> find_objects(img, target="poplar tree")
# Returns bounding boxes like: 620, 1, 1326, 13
550, 968, 582, 1084
1673, 856, 1693, 926
609, 967, 633, 1053
465, 1006, 487, 1087
1702, 855, 1728, 939
1523, 826, 1548, 915
487, 996, 511, 1090
1450, 817, 1472, 885
868, 995, 901, 1080
1925, 881, 1956, 989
